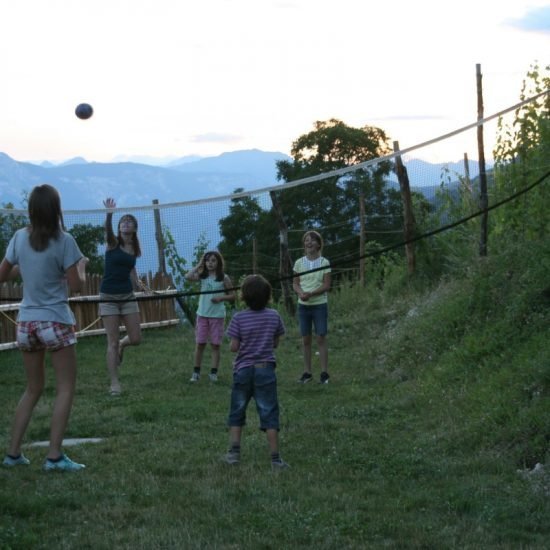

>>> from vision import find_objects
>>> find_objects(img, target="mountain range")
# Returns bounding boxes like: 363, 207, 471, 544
0, 149, 488, 211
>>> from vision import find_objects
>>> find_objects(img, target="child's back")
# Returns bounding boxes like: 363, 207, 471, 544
223, 275, 289, 470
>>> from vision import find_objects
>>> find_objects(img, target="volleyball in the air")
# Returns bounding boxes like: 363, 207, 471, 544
75, 103, 94, 120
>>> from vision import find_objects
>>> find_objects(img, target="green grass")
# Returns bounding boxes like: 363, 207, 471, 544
1, 239, 549, 549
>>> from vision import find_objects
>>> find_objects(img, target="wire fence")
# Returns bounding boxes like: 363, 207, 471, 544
1, 90, 549, 348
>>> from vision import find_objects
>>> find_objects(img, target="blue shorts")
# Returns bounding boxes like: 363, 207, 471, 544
227, 364, 279, 431
298, 303, 328, 337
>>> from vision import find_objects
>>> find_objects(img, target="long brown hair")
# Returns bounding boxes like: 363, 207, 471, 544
199, 250, 225, 281
107, 214, 142, 257
28, 184, 64, 251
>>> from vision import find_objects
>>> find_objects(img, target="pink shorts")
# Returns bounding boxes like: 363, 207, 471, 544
17, 321, 76, 352
195, 316, 224, 346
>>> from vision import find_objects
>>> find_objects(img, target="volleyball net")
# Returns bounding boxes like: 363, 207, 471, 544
1, 90, 549, 308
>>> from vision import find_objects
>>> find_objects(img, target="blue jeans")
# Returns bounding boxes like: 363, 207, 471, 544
227, 364, 279, 430
298, 303, 328, 336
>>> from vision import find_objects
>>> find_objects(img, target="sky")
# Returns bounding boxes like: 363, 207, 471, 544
1, 0, 549, 165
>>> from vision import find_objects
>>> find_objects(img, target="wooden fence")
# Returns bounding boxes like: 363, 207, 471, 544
0, 273, 179, 351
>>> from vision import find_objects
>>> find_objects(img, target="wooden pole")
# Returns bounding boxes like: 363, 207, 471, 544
463, 153, 472, 193
252, 237, 257, 274
476, 64, 488, 257
393, 141, 416, 274
359, 192, 366, 286
269, 191, 295, 316
152, 199, 166, 275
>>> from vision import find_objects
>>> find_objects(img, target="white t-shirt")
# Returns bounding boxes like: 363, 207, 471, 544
6, 228, 83, 324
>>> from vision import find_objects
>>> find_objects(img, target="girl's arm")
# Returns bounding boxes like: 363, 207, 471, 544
130, 268, 146, 292
293, 273, 308, 301
212, 275, 236, 304
309, 272, 331, 298
65, 257, 88, 293
230, 337, 240, 353
185, 264, 201, 282
103, 198, 117, 249
0, 258, 19, 283
294, 271, 331, 302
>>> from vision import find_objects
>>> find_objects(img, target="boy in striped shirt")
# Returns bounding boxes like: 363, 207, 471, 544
223, 275, 289, 470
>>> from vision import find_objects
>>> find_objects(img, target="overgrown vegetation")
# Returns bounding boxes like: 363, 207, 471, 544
0, 229, 548, 548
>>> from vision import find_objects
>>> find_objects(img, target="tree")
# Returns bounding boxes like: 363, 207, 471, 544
274, 119, 398, 263
217, 120, 407, 287
68, 224, 106, 275
163, 227, 214, 325
217, 189, 279, 283
492, 63, 550, 240
0, 203, 28, 261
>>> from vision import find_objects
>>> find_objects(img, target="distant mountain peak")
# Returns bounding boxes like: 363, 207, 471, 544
58, 156, 88, 166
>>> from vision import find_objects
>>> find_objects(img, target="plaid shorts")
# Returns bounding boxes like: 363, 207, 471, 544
17, 321, 76, 352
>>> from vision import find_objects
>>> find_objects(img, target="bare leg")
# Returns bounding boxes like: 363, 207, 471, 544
119, 312, 141, 361
228, 426, 242, 448
302, 335, 313, 373
47, 345, 77, 459
7, 350, 46, 456
194, 343, 206, 369
211, 344, 220, 370
266, 428, 279, 454
102, 315, 121, 392
317, 334, 328, 373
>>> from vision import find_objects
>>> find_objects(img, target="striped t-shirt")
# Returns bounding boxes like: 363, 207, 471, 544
226, 308, 285, 371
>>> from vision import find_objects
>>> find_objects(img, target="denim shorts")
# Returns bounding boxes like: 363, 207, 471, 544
298, 302, 328, 336
227, 364, 279, 431
17, 321, 76, 352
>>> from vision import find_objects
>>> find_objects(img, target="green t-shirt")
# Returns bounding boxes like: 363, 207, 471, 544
197, 275, 227, 318
293, 256, 331, 306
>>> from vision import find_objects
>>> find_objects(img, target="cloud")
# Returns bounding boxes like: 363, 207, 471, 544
190, 132, 242, 144
505, 5, 550, 33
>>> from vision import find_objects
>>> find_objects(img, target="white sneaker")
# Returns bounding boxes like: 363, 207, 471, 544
271, 459, 290, 470
223, 451, 240, 465
209, 372, 218, 382
3, 454, 30, 467
43, 454, 85, 472
189, 372, 200, 382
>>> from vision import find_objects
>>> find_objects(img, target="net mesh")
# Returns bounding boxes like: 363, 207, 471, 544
1, 91, 548, 302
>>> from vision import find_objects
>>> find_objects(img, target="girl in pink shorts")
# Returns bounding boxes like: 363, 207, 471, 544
185, 251, 235, 383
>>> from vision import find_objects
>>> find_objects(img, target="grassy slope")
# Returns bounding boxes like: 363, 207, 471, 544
0, 238, 548, 549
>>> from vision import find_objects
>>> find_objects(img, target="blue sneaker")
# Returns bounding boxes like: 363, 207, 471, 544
3, 454, 30, 467
43, 454, 86, 472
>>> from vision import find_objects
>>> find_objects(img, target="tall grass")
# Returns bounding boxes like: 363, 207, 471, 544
1, 236, 549, 549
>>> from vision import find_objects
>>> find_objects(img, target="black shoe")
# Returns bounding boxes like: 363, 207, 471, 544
298, 372, 313, 384
320, 372, 330, 384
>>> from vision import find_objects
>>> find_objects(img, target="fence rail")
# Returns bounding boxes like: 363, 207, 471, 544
0, 273, 179, 351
